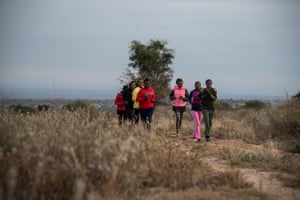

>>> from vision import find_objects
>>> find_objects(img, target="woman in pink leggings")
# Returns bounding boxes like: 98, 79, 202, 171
188, 81, 203, 142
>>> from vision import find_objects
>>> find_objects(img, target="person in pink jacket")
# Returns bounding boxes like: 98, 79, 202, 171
169, 78, 189, 137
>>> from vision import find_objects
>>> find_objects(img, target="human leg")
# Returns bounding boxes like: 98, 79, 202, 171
175, 111, 180, 136
134, 108, 140, 124
198, 111, 203, 139
130, 109, 135, 124
203, 109, 210, 138
118, 114, 122, 126
191, 111, 200, 139
145, 108, 154, 131
179, 111, 183, 129
117, 110, 124, 126
209, 109, 215, 128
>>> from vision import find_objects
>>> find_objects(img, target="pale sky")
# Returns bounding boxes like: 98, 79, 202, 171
0, 0, 299, 99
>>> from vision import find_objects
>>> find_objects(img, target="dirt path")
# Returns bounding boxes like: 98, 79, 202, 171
172, 136, 300, 200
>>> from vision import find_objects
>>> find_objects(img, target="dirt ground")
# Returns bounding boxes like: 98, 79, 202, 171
168, 134, 300, 200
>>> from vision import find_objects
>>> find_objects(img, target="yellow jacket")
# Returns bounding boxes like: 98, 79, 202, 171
132, 86, 141, 109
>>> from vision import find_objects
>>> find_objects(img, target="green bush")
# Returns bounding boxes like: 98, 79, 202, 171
293, 91, 300, 100
215, 100, 232, 110
269, 101, 300, 137
63, 100, 88, 111
10, 105, 36, 114
243, 100, 266, 110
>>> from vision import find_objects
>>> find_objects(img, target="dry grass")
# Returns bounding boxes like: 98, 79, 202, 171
213, 100, 300, 143
0, 100, 299, 199
218, 145, 300, 173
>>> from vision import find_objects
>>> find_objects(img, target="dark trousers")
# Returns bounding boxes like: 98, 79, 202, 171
202, 109, 215, 138
117, 110, 126, 125
140, 108, 154, 131
134, 108, 140, 124
173, 106, 186, 135
125, 108, 134, 123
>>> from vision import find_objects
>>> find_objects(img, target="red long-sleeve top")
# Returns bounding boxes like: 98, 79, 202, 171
114, 92, 126, 111
136, 87, 156, 109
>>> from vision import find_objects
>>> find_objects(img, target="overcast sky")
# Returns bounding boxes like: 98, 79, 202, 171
0, 0, 299, 99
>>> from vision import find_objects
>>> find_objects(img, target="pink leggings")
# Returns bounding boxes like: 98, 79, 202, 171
191, 111, 203, 139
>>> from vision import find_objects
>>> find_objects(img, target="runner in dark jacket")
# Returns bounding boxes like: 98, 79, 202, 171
123, 81, 136, 123
198, 79, 217, 141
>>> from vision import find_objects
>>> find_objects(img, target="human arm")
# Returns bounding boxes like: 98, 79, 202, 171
169, 90, 175, 101
197, 89, 204, 101
207, 88, 217, 101
188, 90, 193, 104
136, 90, 144, 103
151, 90, 156, 103
183, 89, 189, 101
114, 94, 119, 105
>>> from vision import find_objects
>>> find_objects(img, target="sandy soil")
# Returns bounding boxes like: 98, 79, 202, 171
171, 135, 300, 200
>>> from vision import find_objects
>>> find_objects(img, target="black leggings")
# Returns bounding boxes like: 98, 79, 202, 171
117, 110, 126, 125
134, 109, 140, 124
172, 106, 186, 134
140, 108, 154, 131
175, 111, 184, 131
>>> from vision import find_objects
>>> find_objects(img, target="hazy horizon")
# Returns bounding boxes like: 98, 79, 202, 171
0, 86, 291, 100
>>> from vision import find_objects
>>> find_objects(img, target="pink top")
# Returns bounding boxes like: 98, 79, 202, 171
172, 85, 187, 107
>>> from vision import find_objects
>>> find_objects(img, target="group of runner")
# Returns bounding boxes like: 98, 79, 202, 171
114, 78, 156, 130
114, 78, 217, 142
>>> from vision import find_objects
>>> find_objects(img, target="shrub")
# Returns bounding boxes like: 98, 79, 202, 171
215, 100, 232, 110
275, 173, 300, 188
293, 91, 300, 100
0, 108, 255, 200
268, 101, 300, 137
37, 104, 51, 111
9, 104, 36, 114
63, 100, 88, 111
3, 101, 300, 199
243, 100, 266, 110
213, 101, 300, 142
219, 146, 300, 173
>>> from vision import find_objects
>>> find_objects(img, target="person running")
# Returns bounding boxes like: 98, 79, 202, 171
169, 78, 189, 137
114, 86, 127, 126
136, 78, 156, 132
199, 79, 217, 141
123, 81, 136, 123
189, 81, 203, 142
132, 79, 144, 124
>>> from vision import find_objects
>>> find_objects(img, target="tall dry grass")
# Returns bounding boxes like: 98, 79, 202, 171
0, 100, 299, 199
213, 100, 300, 143
212, 100, 300, 190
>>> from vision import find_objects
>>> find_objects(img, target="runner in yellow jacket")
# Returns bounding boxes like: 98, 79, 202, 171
132, 79, 144, 124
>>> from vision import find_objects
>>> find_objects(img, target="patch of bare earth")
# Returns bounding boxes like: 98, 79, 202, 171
199, 139, 300, 200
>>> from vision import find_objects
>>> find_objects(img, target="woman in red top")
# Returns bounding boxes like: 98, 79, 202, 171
136, 78, 156, 131
114, 85, 127, 126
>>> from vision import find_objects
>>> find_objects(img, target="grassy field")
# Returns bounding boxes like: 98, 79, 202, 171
0, 101, 299, 200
